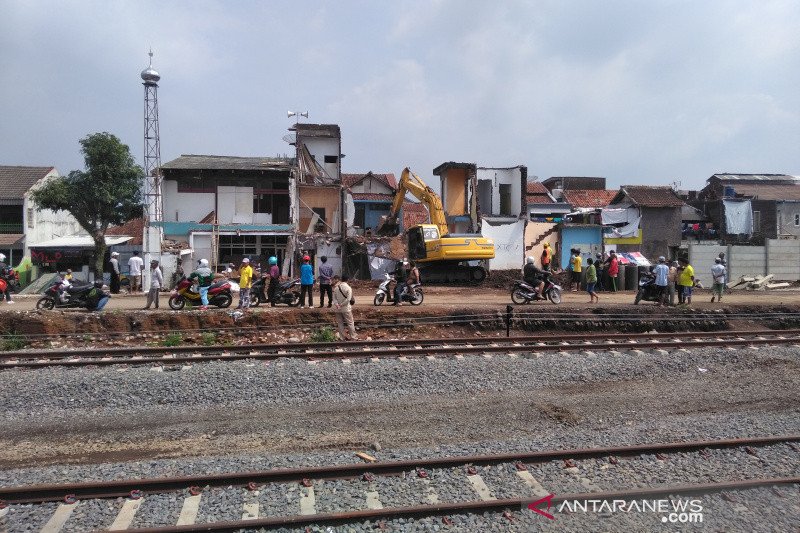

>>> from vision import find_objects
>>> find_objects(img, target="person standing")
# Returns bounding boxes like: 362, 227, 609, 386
710, 257, 727, 302
268, 256, 280, 306
188, 258, 214, 310
667, 260, 679, 306
566, 249, 575, 291
594, 253, 605, 291
653, 256, 670, 306
0, 253, 15, 304
585, 258, 599, 303
318, 256, 333, 308
678, 257, 694, 305
606, 251, 619, 292
237, 257, 253, 310
128, 251, 144, 293
571, 249, 583, 292
332, 275, 357, 340
109, 252, 121, 294
143, 259, 163, 309
540, 243, 552, 271
299, 255, 314, 308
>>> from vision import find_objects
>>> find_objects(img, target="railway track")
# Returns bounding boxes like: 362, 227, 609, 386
0, 436, 797, 531
2, 328, 800, 369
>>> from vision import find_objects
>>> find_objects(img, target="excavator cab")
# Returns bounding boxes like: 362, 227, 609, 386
407, 226, 429, 260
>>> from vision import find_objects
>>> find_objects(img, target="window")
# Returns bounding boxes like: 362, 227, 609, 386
753, 210, 761, 231
312, 208, 326, 232
27, 208, 34, 229
252, 187, 290, 222
324, 155, 338, 164
253, 193, 272, 214
794, 214, 799, 227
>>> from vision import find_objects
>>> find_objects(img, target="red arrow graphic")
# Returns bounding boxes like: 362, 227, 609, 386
527, 493, 556, 520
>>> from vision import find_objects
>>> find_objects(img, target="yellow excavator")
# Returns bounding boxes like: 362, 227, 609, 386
376, 167, 495, 283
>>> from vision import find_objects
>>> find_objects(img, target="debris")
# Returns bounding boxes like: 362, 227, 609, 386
766, 282, 790, 290
697, 367, 708, 373
356, 451, 377, 463
749, 275, 774, 289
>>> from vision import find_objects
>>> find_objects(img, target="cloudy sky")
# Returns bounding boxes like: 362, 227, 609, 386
2, 0, 798, 190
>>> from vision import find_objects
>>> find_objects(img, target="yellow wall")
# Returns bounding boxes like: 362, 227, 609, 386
299, 185, 340, 232
445, 168, 467, 215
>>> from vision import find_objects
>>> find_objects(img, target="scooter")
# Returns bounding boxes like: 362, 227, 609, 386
510, 275, 562, 305
634, 271, 662, 304
169, 276, 233, 310
373, 273, 424, 306
248, 274, 269, 307
269, 278, 302, 306
36, 279, 96, 310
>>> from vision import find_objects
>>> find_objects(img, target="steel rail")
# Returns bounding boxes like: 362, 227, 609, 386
2, 331, 800, 368
0, 435, 796, 504
1, 327, 798, 362
121, 476, 800, 532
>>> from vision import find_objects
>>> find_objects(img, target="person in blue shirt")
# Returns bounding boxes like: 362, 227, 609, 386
653, 256, 670, 306
299, 254, 315, 308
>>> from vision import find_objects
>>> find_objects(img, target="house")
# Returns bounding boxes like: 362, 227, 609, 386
524, 181, 569, 270
433, 162, 528, 269
159, 154, 295, 272
342, 172, 397, 234
692, 174, 800, 242
607, 185, 685, 260
0, 166, 84, 280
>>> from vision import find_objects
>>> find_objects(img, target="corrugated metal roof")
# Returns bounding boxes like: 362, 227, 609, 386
712, 173, 799, 182
291, 124, 341, 138
0, 234, 24, 246
0, 166, 55, 200
161, 155, 292, 171
723, 184, 800, 201
352, 193, 394, 202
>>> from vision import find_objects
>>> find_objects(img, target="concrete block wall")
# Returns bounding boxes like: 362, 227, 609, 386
730, 246, 766, 281
688, 243, 728, 286
766, 239, 800, 281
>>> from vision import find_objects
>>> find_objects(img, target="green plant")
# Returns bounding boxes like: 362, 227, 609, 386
200, 332, 217, 346
161, 333, 183, 347
2, 334, 28, 351
309, 326, 336, 343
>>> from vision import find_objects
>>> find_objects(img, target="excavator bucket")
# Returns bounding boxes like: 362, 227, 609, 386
375, 215, 400, 236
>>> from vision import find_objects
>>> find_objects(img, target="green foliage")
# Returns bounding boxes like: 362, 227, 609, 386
30, 132, 144, 274
2, 334, 28, 351
309, 326, 337, 343
161, 333, 183, 347
200, 332, 217, 346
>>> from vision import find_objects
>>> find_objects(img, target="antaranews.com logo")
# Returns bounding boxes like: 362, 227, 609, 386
524, 494, 704, 524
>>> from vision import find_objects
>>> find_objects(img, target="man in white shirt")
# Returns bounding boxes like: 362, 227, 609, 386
128, 251, 144, 293
653, 256, 670, 306
710, 258, 727, 302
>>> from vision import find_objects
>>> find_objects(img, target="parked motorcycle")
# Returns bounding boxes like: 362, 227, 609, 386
634, 271, 662, 304
510, 275, 562, 305
169, 276, 233, 310
373, 273, 424, 306
248, 274, 269, 307
268, 278, 302, 307
36, 279, 96, 310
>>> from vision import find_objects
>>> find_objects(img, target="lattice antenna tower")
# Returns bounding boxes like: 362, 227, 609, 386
141, 49, 163, 222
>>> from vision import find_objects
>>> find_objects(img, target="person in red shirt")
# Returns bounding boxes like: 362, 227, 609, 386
606, 251, 619, 292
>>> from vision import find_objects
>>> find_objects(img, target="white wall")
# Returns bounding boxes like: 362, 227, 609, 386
688, 243, 728, 286
163, 180, 215, 222
767, 239, 800, 280
302, 137, 340, 182
476, 167, 523, 217
351, 176, 393, 195
24, 169, 83, 256
481, 218, 525, 270
218, 185, 261, 224
189, 233, 212, 266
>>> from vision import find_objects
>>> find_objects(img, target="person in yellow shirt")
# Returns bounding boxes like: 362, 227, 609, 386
677, 257, 694, 305
236, 258, 254, 310
571, 249, 583, 292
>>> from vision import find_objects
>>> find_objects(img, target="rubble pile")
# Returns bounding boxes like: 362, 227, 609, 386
727, 274, 793, 291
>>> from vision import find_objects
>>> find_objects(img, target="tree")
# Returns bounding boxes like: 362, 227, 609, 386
31, 132, 144, 275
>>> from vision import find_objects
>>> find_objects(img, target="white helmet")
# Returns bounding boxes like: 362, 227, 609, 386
199, 258, 209, 267
526, 256, 535, 264
0, 253, 5, 262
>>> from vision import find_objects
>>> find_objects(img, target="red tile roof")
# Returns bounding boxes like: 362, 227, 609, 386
0, 234, 24, 246
342, 172, 397, 190
562, 189, 617, 208
352, 193, 394, 202
402, 202, 429, 229
0, 166, 56, 200
526, 181, 555, 204
106, 217, 144, 245
616, 186, 684, 208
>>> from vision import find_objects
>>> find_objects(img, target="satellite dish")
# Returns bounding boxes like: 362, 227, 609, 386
282, 133, 296, 145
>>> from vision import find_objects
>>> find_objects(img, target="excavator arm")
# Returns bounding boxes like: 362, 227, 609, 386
377, 168, 449, 236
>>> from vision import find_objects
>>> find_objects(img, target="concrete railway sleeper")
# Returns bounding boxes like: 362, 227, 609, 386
0, 436, 797, 531
2, 329, 800, 369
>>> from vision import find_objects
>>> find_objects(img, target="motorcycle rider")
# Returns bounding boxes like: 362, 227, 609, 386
188, 258, 214, 310
0, 253, 15, 304
393, 259, 410, 305
523, 256, 545, 299
85, 280, 111, 311
268, 256, 280, 307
